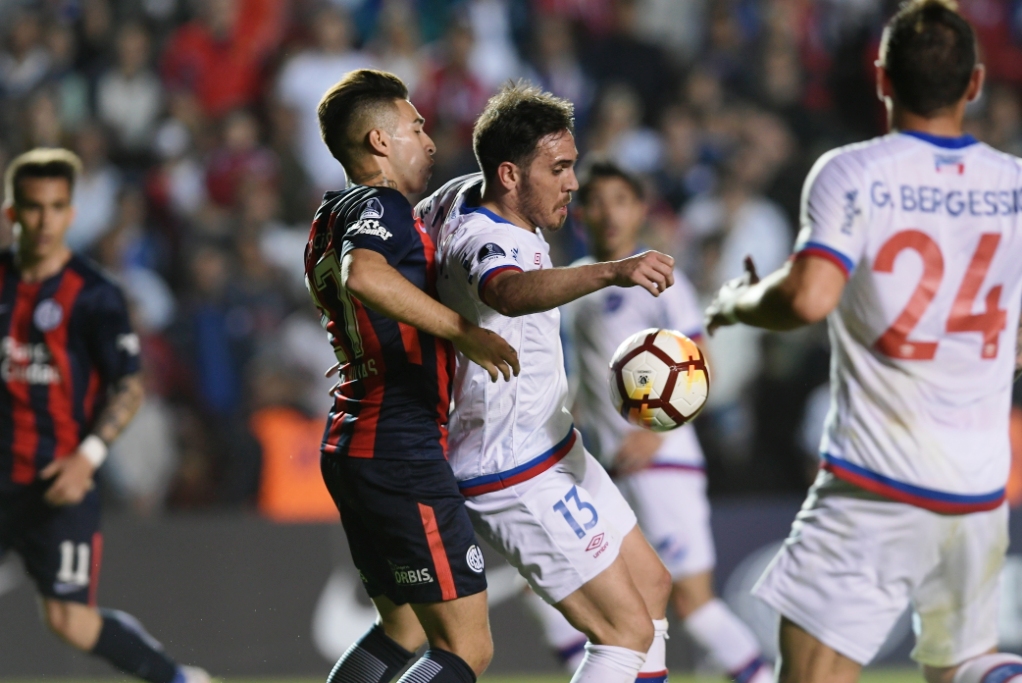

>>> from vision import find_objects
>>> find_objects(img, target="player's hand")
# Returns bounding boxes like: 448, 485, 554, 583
610, 251, 675, 296
453, 319, 521, 383
613, 429, 664, 475
39, 453, 96, 506
705, 256, 760, 336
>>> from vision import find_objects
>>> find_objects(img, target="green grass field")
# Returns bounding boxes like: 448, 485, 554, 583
0, 671, 922, 683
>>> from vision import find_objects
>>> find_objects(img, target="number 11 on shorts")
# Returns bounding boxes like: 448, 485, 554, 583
553, 485, 600, 539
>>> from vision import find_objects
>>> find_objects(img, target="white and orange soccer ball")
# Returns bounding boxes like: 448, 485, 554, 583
609, 328, 710, 432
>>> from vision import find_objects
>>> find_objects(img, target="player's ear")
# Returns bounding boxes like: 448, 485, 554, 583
875, 61, 893, 104
496, 161, 519, 191
966, 64, 985, 104
366, 127, 390, 157
3, 203, 14, 224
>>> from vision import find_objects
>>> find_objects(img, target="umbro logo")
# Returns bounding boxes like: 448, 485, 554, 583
585, 533, 605, 552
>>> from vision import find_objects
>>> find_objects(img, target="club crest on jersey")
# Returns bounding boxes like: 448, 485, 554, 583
466, 545, 485, 573
360, 198, 385, 220
935, 154, 965, 175
33, 299, 63, 331
478, 243, 506, 263
349, 219, 393, 241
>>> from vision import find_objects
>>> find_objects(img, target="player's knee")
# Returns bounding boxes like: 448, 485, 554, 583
450, 631, 493, 675
586, 608, 654, 653
649, 562, 673, 611
42, 600, 81, 643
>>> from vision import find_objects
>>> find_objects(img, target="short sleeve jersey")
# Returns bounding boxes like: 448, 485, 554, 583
793, 131, 1022, 513
562, 256, 706, 471
0, 252, 140, 486
305, 186, 453, 460
422, 175, 575, 493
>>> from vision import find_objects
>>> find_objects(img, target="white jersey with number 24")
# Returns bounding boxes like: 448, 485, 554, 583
794, 130, 1022, 513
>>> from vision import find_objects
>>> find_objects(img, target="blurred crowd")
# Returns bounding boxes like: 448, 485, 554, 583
1, 0, 1022, 516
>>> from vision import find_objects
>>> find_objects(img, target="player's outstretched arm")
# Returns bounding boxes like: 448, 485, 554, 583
343, 249, 520, 382
484, 250, 675, 317
40, 373, 145, 506
705, 255, 846, 335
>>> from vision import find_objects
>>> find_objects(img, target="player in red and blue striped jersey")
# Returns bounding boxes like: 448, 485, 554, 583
306, 70, 519, 683
0, 149, 208, 683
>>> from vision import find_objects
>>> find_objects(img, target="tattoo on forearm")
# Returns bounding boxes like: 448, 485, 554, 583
92, 374, 144, 445
352, 170, 398, 190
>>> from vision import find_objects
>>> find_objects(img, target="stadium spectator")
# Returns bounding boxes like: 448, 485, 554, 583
96, 23, 163, 158
276, 5, 374, 193
68, 123, 122, 251
160, 0, 286, 118
581, 0, 678, 122
524, 16, 596, 128
0, 9, 51, 100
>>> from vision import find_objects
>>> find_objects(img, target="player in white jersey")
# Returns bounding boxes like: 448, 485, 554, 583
519, 158, 771, 683
705, 3, 1022, 683
418, 83, 677, 683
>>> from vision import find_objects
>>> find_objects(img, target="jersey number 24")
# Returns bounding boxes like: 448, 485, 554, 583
873, 230, 1006, 361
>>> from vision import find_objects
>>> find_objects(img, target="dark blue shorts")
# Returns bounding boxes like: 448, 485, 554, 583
321, 454, 487, 605
0, 482, 102, 605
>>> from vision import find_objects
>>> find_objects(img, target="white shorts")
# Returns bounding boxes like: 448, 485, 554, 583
615, 467, 714, 579
464, 439, 638, 604
753, 471, 1008, 667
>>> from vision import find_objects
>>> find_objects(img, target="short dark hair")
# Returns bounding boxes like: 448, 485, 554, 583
577, 157, 644, 205
318, 69, 409, 172
4, 148, 82, 207
880, 0, 977, 117
473, 81, 575, 183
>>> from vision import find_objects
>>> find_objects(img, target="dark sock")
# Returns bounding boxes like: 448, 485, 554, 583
328, 624, 417, 683
91, 609, 178, 683
396, 649, 476, 683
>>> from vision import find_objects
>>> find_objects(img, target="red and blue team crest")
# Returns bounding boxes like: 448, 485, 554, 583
934, 153, 965, 174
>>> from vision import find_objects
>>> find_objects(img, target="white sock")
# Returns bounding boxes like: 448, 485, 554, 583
636, 618, 669, 682
683, 599, 768, 683
953, 654, 1022, 683
570, 643, 647, 683
521, 588, 588, 671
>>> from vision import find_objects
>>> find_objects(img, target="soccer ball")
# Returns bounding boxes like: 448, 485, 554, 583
609, 328, 710, 431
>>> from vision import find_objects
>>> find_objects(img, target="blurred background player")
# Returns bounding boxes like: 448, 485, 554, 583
306, 69, 519, 683
0, 149, 208, 682
705, 2, 1022, 683
421, 82, 676, 683
521, 157, 769, 683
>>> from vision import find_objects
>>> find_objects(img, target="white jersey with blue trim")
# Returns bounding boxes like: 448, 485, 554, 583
426, 175, 575, 494
793, 130, 1022, 514
562, 256, 706, 471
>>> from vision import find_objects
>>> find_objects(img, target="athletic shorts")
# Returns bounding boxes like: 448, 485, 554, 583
0, 482, 103, 605
615, 466, 714, 579
753, 471, 1008, 667
464, 437, 638, 605
321, 454, 487, 605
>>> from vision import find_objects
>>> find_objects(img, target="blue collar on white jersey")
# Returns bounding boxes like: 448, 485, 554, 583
463, 205, 517, 225
901, 130, 978, 149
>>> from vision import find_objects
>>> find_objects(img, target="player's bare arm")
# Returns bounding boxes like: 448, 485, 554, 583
40, 372, 144, 506
1015, 315, 1022, 381
483, 250, 675, 317
343, 248, 520, 381
705, 254, 846, 335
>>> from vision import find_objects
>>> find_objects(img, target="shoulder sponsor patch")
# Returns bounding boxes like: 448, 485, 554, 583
348, 219, 393, 241
360, 197, 385, 220
477, 242, 506, 263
